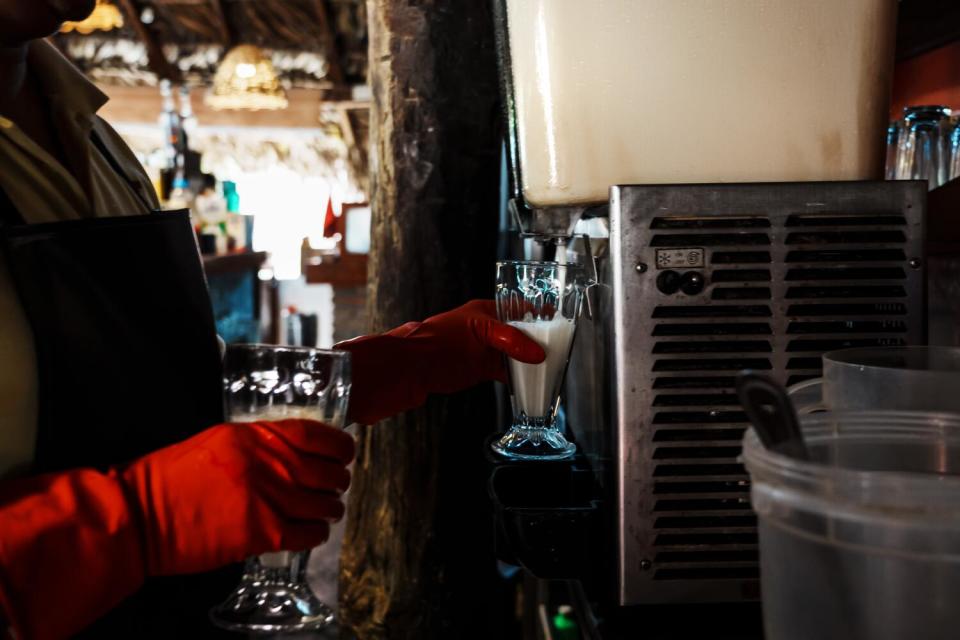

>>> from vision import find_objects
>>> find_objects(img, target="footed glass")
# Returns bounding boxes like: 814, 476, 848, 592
492, 261, 584, 461
209, 345, 350, 634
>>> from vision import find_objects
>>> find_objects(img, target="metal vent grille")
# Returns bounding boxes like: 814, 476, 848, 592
649, 216, 766, 585
608, 182, 926, 605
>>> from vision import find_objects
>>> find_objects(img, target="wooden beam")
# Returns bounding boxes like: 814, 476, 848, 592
115, 0, 182, 82
310, 0, 346, 85
338, 0, 507, 638
209, 0, 232, 47
896, 0, 960, 61
337, 105, 356, 148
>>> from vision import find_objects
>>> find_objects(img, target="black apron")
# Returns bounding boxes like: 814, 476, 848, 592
0, 135, 240, 637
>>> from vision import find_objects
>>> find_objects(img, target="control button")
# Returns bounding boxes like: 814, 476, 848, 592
656, 270, 681, 294
680, 271, 705, 295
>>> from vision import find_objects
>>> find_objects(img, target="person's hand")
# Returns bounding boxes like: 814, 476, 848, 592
336, 299, 545, 424
126, 418, 354, 575
0, 419, 355, 640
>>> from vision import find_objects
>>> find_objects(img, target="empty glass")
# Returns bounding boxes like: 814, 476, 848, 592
895, 105, 951, 189
492, 261, 584, 461
950, 118, 960, 182
209, 345, 351, 634
884, 121, 899, 181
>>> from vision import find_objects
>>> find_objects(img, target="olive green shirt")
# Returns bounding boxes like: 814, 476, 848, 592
0, 40, 159, 477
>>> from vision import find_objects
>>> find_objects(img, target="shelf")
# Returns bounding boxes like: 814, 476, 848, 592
202, 251, 269, 277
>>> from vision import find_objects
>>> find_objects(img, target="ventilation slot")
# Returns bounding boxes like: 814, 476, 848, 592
787, 337, 906, 352
786, 230, 906, 245
654, 515, 757, 529
653, 481, 750, 494
654, 498, 752, 512
655, 532, 758, 546
655, 550, 758, 563
786, 214, 907, 227
653, 359, 771, 372
653, 305, 771, 318
651, 216, 771, 229
654, 567, 760, 581
712, 269, 771, 283
787, 320, 907, 334
653, 323, 771, 336
654, 446, 742, 459
786, 267, 906, 281
787, 303, 908, 316
786, 357, 822, 370
786, 249, 907, 263
652, 341, 772, 354
653, 429, 746, 442
786, 285, 906, 299
653, 377, 737, 389
651, 233, 770, 247
653, 464, 746, 477
712, 288, 772, 300
653, 412, 747, 424
654, 394, 740, 407
712, 251, 772, 264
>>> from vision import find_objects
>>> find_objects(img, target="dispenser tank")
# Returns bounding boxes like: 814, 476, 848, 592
501, 0, 898, 208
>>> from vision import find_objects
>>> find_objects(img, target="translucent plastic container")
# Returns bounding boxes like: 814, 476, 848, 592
743, 411, 960, 640
502, 0, 898, 207
789, 346, 960, 413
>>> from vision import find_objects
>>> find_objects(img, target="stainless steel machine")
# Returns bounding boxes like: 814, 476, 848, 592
489, 0, 920, 616
566, 181, 926, 606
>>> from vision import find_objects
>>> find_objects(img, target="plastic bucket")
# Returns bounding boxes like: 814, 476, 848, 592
789, 346, 960, 413
742, 411, 960, 640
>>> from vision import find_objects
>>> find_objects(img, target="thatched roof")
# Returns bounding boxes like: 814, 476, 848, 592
52, 0, 368, 88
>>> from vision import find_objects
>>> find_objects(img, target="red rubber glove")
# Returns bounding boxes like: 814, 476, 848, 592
336, 299, 545, 425
0, 419, 354, 640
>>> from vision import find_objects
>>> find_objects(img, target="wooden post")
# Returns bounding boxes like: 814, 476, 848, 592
338, 1, 508, 638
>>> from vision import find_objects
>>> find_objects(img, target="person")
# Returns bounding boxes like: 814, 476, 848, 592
0, 2, 545, 638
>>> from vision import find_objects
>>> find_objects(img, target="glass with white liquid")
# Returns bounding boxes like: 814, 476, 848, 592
493, 261, 584, 460
210, 345, 351, 634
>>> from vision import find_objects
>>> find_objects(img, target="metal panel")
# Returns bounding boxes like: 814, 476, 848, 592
606, 181, 926, 605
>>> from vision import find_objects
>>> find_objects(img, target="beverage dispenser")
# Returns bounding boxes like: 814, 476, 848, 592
490, 0, 925, 611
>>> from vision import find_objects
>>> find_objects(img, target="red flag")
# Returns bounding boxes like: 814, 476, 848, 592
323, 196, 337, 237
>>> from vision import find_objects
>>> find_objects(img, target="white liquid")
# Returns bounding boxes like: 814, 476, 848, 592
508, 317, 577, 418
229, 406, 325, 423
506, 0, 897, 206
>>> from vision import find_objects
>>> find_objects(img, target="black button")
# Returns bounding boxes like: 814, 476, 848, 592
680, 271, 705, 295
656, 270, 682, 294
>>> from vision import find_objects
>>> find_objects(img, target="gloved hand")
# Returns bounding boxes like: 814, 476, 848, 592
0, 419, 355, 640
336, 299, 545, 424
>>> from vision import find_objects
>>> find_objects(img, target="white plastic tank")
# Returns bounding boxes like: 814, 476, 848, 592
504, 0, 899, 207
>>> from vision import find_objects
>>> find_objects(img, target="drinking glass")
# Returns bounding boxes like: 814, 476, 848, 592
895, 105, 951, 189
884, 121, 899, 181
209, 345, 351, 634
949, 118, 960, 182
492, 261, 584, 461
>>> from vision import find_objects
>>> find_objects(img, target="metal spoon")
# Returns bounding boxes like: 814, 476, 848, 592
736, 371, 810, 461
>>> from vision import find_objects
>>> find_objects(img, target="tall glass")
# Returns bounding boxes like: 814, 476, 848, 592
895, 105, 951, 189
492, 261, 584, 461
209, 345, 351, 634
949, 120, 960, 182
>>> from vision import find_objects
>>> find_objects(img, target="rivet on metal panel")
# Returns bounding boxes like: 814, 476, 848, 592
909, 258, 922, 269
640, 559, 652, 571
635, 262, 648, 274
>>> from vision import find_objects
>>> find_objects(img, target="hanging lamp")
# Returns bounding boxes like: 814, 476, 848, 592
205, 45, 289, 111
60, 0, 124, 34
